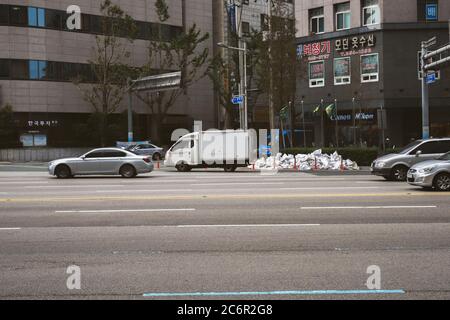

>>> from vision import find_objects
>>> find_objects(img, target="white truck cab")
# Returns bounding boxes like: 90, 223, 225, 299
164, 130, 255, 172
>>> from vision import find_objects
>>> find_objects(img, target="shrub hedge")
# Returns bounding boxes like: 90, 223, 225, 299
280, 148, 382, 166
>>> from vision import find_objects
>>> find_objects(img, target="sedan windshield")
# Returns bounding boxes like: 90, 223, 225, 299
438, 152, 450, 161
398, 140, 422, 154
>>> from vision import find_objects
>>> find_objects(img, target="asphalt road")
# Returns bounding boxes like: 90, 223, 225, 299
0, 169, 449, 300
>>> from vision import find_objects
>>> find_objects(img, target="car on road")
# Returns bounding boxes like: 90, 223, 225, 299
48, 148, 154, 179
371, 138, 450, 181
126, 143, 164, 161
407, 152, 450, 191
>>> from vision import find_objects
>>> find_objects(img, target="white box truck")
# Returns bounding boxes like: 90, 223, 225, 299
164, 130, 256, 172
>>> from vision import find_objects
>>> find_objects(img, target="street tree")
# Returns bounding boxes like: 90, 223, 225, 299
137, 0, 210, 144
256, 0, 298, 132
74, 0, 137, 146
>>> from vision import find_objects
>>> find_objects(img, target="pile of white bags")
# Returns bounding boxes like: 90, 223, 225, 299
251, 149, 359, 171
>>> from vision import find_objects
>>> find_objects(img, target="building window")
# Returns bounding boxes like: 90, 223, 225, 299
309, 60, 325, 87
28, 7, 45, 27
334, 57, 351, 85
29, 60, 47, 80
242, 21, 250, 35
362, 0, 380, 26
310, 7, 324, 35
0, 59, 10, 79
336, 2, 351, 31
0, 4, 9, 24
417, 0, 439, 22
9, 5, 28, 26
10, 60, 29, 80
361, 53, 379, 83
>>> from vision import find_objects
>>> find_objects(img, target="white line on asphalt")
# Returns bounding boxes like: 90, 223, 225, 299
300, 206, 438, 210
0, 228, 21, 231
24, 185, 125, 189
95, 189, 194, 193
176, 224, 320, 228
55, 208, 196, 213
191, 182, 285, 186
282, 187, 381, 191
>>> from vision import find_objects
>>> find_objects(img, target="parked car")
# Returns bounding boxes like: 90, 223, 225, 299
48, 148, 154, 179
371, 138, 450, 181
407, 152, 450, 191
127, 143, 164, 161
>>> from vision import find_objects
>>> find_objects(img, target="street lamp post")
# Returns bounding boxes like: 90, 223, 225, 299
217, 41, 248, 130
352, 97, 356, 146
301, 100, 306, 148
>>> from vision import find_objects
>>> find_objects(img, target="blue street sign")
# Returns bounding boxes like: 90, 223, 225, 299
426, 4, 438, 21
426, 73, 436, 84
232, 95, 244, 105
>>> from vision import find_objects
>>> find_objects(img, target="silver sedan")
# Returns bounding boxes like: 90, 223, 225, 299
407, 152, 450, 191
48, 148, 154, 179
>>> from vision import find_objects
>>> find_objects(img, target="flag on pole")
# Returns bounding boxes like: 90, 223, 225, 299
325, 103, 336, 119
280, 105, 289, 120
313, 105, 321, 115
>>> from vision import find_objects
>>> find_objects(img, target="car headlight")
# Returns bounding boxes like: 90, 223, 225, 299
375, 161, 386, 168
418, 166, 436, 174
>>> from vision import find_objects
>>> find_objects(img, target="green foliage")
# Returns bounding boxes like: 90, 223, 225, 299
74, 0, 137, 146
155, 0, 169, 22
136, 1, 209, 143
281, 148, 380, 166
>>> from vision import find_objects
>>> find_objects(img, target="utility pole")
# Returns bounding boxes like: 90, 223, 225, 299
127, 78, 133, 143
421, 37, 450, 139
334, 99, 339, 148
320, 99, 324, 148
267, 0, 275, 132
352, 97, 356, 146
301, 100, 306, 148
421, 40, 431, 140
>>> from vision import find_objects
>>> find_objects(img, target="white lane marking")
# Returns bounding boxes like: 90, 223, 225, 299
95, 189, 194, 193
24, 185, 125, 189
0, 181, 49, 184
176, 224, 320, 228
300, 206, 438, 210
282, 187, 381, 191
0, 228, 21, 231
191, 182, 285, 186
55, 208, 196, 213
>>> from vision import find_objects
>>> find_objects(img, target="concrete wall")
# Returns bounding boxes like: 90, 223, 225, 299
0, 147, 90, 162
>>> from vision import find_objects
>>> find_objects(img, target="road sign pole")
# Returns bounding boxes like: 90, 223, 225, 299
127, 78, 133, 143
421, 42, 430, 140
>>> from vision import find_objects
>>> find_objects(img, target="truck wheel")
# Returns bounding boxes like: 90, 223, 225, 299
224, 165, 237, 172
433, 173, 450, 191
390, 165, 408, 182
176, 163, 191, 172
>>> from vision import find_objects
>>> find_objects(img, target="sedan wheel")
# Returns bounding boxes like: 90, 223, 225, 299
152, 153, 162, 161
391, 166, 408, 182
120, 165, 136, 178
55, 165, 71, 179
434, 173, 450, 191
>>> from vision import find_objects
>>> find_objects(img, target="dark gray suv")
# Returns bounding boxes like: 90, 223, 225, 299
371, 138, 450, 181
